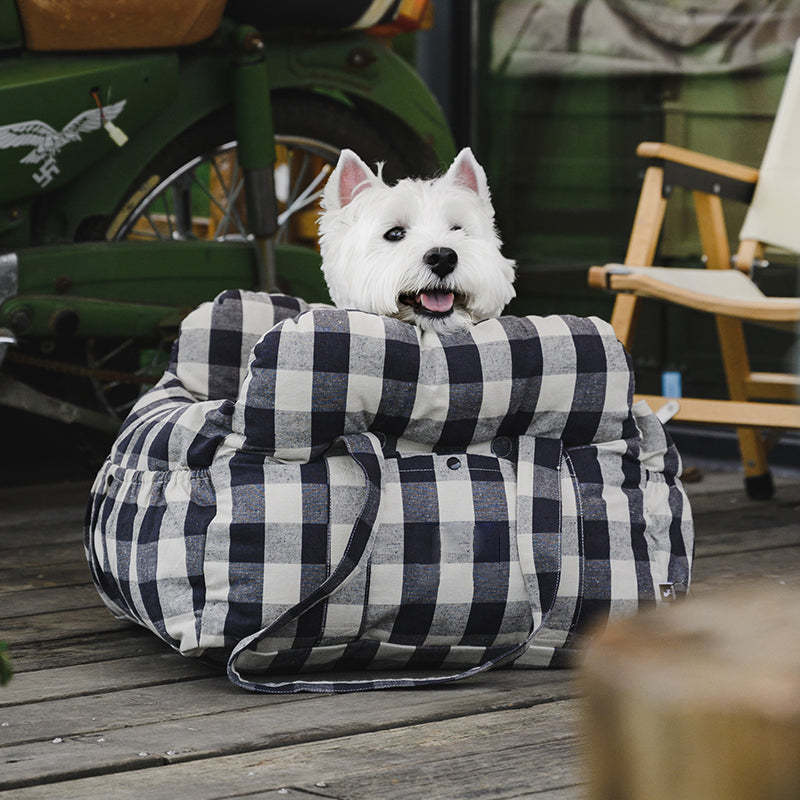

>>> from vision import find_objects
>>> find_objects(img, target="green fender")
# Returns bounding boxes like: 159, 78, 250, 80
44, 32, 456, 241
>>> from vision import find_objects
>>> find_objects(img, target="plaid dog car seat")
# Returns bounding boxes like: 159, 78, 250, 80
85, 290, 694, 693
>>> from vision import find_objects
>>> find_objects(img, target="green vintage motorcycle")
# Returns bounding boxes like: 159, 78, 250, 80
0, 0, 455, 431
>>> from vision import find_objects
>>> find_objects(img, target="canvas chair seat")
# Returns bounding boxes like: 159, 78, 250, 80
590, 265, 800, 326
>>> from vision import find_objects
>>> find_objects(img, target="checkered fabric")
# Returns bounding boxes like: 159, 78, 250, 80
85, 290, 694, 692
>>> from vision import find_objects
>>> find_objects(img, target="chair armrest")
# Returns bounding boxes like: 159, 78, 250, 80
588, 264, 800, 324
637, 142, 759, 184
587, 265, 612, 290
637, 142, 759, 204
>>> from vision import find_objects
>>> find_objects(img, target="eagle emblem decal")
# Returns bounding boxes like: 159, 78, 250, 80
0, 100, 127, 188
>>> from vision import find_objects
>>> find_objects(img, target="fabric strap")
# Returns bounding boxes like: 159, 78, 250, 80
227, 435, 563, 693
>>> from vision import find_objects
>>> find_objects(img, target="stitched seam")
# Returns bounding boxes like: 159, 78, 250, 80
563, 449, 584, 632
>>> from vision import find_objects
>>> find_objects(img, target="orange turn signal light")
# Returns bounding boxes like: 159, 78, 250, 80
368, 0, 434, 36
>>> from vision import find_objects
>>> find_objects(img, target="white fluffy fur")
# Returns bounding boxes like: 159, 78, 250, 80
318, 147, 516, 331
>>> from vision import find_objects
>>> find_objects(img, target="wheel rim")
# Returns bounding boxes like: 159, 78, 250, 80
109, 136, 341, 244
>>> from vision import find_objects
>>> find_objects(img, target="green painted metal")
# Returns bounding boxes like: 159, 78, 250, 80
0, 22, 450, 352
3, 239, 328, 338
0, 53, 179, 205
31, 51, 231, 244
283, 35, 455, 167
0, 0, 21, 50
14, 239, 328, 302
15, 240, 256, 302
11, 31, 454, 241
0, 199, 32, 247
274, 244, 331, 304
234, 26, 275, 169
0, 295, 184, 339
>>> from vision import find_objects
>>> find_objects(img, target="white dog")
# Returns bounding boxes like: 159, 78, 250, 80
318, 147, 516, 331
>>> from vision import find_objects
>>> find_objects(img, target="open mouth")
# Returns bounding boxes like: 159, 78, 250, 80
399, 289, 462, 318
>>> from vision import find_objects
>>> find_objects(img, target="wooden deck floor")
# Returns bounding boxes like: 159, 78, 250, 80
2, 471, 799, 799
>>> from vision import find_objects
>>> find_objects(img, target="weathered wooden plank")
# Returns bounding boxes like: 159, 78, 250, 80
0, 561, 92, 592
0, 480, 91, 506
2, 606, 132, 646
9, 628, 173, 673
692, 544, 800, 594
286, 733, 578, 800
0, 699, 581, 799
683, 468, 800, 505
0, 671, 576, 789
507, 789, 582, 799
0, 506, 84, 529
691, 499, 800, 537
0, 509, 83, 532
0, 585, 100, 620
0, 541, 88, 569
281, 723, 579, 800
686, 478, 800, 515
0, 666, 572, 746
694, 523, 800, 559
0, 653, 217, 708
0, 675, 271, 748
192, 792, 332, 800
0, 518, 84, 548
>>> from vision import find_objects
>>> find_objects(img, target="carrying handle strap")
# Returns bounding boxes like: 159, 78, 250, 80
227, 432, 384, 692
227, 435, 563, 693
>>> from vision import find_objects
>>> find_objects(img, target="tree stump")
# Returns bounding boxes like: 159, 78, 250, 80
580, 586, 800, 800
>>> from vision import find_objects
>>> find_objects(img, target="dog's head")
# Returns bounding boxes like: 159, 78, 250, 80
318, 148, 516, 331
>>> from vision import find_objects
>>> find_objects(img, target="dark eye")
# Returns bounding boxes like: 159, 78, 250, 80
383, 226, 406, 242
450, 224, 462, 231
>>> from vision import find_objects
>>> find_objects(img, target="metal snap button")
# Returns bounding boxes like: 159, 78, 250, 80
491, 437, 512, 458
446, 456, 461, 470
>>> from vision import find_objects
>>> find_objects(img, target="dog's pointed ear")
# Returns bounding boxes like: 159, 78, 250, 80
323, 149, 379, 210
444, 147, 492, 206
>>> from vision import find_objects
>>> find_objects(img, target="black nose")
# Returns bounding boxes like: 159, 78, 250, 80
423, 247, 458, 278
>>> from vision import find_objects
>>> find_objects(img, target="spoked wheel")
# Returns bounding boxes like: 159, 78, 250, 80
111, 136, 341, 248
85, 337, 169, 421
79, 92, 439, 421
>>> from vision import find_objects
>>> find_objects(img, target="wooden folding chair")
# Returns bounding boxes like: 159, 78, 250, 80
589, 41, 800, 500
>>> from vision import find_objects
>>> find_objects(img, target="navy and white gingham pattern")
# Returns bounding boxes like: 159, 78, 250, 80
232, 309, 634, 460
85, 290, 694, 692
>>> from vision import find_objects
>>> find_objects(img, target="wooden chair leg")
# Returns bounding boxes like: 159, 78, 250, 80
610, 166, 668, 348
694, 191, 774, 499
717, 316, 773, 498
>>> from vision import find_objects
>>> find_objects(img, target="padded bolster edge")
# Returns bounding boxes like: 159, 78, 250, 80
171, 290, 312, 402
232, 308, 635, 459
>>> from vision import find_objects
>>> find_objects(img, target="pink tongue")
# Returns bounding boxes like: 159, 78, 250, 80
419, 291, 454, 312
